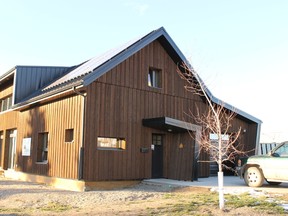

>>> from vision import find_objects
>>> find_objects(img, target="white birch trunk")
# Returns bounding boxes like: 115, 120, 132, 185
218, 171, 225, 210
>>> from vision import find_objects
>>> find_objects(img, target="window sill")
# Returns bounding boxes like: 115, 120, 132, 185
148, 86, 162, 90
36, 161, 48, 165
97, 147, 125, 151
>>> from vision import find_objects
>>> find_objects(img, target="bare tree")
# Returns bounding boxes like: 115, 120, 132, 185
177, 62, 244, 210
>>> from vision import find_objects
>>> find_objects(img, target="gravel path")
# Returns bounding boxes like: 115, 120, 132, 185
0, 176, 176, 215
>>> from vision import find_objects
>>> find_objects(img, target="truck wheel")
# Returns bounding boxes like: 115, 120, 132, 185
244, 167, 264, 187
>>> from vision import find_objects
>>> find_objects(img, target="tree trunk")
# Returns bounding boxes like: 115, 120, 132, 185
218, 171, 225, 210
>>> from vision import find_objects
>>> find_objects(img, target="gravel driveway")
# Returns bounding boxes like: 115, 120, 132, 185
1, 176, 288, 215
0, 176, 176, 215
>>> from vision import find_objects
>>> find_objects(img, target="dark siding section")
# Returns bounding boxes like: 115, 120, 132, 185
164, 133, 195, 181
0, 37, 258, 183
14, 66, 70, 103
83, 40, 257, 181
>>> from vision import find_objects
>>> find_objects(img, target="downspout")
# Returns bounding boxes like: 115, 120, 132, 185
255, 122, 262, 155
73, 86, 86, 180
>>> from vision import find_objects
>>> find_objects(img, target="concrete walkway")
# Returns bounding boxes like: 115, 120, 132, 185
143, 176, 288, 195
144, 176, 245, 188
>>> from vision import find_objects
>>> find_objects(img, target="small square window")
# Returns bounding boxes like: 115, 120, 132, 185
65, 129, 74, 142
148, 68, 162, 88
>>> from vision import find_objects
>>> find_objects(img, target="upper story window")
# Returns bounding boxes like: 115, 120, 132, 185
0, 95, 12, 112
148, 68, 162, 88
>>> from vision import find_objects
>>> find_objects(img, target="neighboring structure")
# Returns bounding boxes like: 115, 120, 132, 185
258, 143, 278, 155
0, 27, 262, 191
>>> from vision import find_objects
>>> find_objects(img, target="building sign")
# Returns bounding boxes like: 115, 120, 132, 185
22, 138, 31, 156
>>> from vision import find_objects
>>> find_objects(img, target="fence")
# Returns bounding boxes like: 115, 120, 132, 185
258, 142, 278, 155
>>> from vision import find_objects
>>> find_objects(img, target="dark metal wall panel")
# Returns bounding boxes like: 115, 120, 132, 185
14, 66, 70, 104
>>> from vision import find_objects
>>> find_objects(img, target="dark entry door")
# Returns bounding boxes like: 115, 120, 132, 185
152, 134, 163, 178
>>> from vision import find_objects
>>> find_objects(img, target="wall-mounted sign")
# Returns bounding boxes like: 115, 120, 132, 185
140, 147, 149, 153
22, 138, 31, 156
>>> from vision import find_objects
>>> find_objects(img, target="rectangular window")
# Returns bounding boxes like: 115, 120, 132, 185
65, 129, 74, 142
97, 137, 126, 150
0, 95, 13, 112
148, 68, 162, 88
209, 133, 230, 160
37, 132, 48, 163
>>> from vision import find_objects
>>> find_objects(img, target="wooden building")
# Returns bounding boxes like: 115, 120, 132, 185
0, 27, 261, 190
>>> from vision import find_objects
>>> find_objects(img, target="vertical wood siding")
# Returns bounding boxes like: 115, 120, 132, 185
84, 40, 257, 181
0, 79, 13, 99
16, 95, 83, 179
0, 39, 258, 182
0, 79, 18, 169
164, 133, 196, 181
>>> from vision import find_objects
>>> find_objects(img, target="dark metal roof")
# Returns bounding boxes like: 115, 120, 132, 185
10, 27, 261, 125
14, 66, 71, 103
43, 31, 154, 91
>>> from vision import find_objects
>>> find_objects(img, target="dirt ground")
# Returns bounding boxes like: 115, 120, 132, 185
0, 176, 287, 216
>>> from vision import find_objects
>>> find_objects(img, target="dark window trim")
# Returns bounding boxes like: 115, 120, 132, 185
36, 132, 49, 164
148, 67, 162, 89
65, 128, 74, 143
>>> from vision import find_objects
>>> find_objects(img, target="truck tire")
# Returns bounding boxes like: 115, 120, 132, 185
244, 166, 264, 187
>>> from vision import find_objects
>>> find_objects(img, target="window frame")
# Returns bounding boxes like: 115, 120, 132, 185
65, 128, 74, 143
0, 95, 13, 112
152, 134, 163, 146
36, 132, 49, 164
97, 137, 126, 151
274, 143, 288, 157
148, 68, 162, 88
0, 131, 3, 164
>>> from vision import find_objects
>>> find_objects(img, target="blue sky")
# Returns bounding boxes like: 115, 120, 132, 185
1, 0, 287, 142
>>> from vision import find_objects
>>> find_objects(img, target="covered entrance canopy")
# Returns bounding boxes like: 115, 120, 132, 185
142, 117, 197, 133
143, 116, 201, 181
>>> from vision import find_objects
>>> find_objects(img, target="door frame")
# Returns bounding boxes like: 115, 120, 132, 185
151, 133, 164, 178
7, 129, 17, 170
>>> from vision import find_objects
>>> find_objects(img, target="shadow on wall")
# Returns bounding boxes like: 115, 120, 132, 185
18, 108, 48, 176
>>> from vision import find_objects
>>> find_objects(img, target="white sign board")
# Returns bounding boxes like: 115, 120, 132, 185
22, 138, 31, 156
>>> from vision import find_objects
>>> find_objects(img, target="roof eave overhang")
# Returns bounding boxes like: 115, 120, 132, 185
81, 27, 261, 125
12, 81, 84, 111
82, 27, 186, 87
142, 117, 201, 133
0, 67, 16, 84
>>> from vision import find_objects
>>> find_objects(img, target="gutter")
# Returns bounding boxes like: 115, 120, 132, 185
73, 86, 86, 180
12, 81, 83, 111
255, 123, 262, 155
